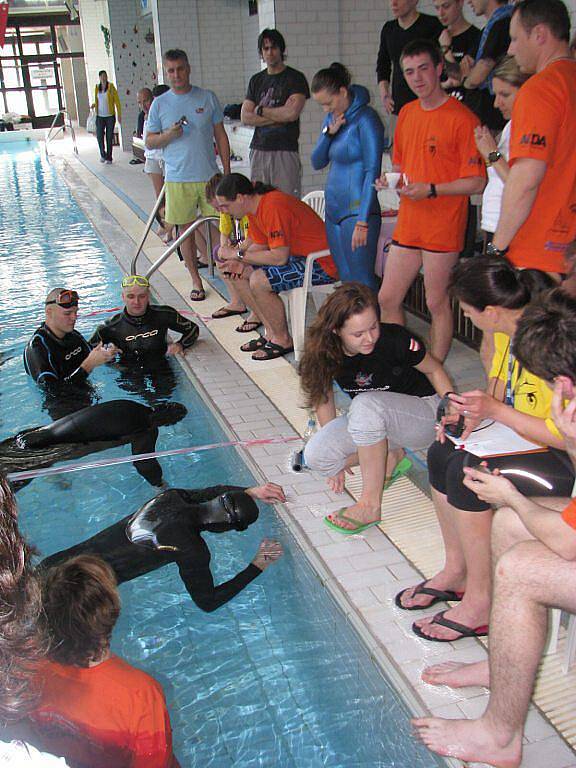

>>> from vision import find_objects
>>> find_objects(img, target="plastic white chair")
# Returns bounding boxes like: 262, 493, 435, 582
281, 191, 339, 361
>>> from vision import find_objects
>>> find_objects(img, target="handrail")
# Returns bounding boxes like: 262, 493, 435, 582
132, 184, 166, 268
131, 216, 221, 281
45, 109, 78, 157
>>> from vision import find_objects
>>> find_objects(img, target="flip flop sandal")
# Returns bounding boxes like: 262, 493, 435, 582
236, 320, 262, 333
211, 306, 246, 319
240, 336, 267, 353
383, 456, 412, 491
395, 580, 465, 611
189, 289, 206, 301
412, 610, 489, 642
251, 341, 294, 361
323, 509, 381, 536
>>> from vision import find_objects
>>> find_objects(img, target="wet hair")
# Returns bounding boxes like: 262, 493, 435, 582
152, 84, 170, 98
400, 39, 443, 68
513, 0, 571, 43
311, 62, 351, 95
492, 55, 531, 89
514, 288, 576, 382
149, 401, 187, 427
42, 555, 120, 668
205, 173, 223, 202
0, 475, 45, 724
215, 173, 275, 200
299, 283, 379, 408
97, 70, 108, 93
257, 28, 286, 59
449, 256, 556, 311
163, 48, 189, 65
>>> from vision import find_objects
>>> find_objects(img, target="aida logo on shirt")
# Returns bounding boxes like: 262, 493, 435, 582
520, 133, 546, 148
269, 229, 284, 239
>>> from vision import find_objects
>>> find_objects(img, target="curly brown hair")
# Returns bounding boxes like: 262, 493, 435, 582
42, 555, 120, 668
299, 283, 379, 408
0, 475, 45, 724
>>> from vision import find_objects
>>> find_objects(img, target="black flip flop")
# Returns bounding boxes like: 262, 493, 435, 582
211, 306, 246, 319
251, 341, 294, 361
395, 580, 464, 611
236, 320, 262, 333
240, 335, 267, 353
412, 610, 489, 643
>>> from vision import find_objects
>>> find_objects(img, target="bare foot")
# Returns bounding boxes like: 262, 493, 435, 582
412, 716, 522, 768
421, 660, 490, 688
326, 499, 380, 531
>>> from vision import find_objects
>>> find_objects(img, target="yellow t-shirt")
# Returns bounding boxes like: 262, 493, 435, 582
219, 213, 249, 240
489, 332, 560, 439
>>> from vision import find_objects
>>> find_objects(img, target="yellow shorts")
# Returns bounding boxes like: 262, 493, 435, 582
164, 181, 216, 225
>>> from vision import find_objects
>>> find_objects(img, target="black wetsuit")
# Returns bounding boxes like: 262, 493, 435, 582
90, 305, 199, 363
40, 486, 262, 612
1, 399, 186, 490
23, 324, 95, 418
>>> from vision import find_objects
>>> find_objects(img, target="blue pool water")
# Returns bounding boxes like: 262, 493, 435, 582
0, 142, 442, 766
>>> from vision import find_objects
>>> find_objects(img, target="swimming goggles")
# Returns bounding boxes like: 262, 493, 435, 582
121, 275, 150, 288
45, 289, 79, 308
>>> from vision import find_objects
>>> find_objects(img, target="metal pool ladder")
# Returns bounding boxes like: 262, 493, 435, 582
45, 109, 78, 158
131, 186, 219, 281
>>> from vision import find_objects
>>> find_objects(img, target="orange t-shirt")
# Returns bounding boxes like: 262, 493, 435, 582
562, 498, 576, 531
392, 97, 484, 252
27, 656, 179, 768
507, 60, 576, 273
247, 190, 338, 278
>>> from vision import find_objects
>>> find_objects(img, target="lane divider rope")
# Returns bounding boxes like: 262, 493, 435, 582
7, 434, 302, 482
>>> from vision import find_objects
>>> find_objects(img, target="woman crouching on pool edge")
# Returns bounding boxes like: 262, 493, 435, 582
298, 283, 453, 534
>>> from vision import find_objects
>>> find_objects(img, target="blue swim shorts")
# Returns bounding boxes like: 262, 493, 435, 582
262, 255, 335, 294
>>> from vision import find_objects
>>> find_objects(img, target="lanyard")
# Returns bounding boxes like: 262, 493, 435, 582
505, 346, 516, 407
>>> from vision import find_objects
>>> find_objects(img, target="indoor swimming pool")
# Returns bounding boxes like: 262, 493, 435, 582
0, 141, 443, 766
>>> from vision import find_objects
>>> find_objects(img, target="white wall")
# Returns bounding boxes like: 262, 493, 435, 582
78, 0, 113, 115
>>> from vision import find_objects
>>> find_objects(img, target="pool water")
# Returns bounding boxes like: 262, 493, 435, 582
0, 142, 442, 766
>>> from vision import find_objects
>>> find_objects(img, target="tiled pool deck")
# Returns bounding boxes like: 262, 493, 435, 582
46, 130, 576, 768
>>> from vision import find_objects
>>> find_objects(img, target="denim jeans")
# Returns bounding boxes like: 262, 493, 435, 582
96, 115, 115, 160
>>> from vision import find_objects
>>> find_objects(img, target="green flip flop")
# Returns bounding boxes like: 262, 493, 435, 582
323, 509, 381, 536
383, 456, 412, 491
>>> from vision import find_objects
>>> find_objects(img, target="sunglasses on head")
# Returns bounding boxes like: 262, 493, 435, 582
121, 275, 150, 288
45, 290, 79, 308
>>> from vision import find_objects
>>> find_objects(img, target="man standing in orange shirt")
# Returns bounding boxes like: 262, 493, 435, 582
489, 0, 576, 274
377, 40, 485, 361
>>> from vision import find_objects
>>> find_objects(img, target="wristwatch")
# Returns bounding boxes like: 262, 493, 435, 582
322, 125, 333, 138
256, 104, 264, 117
427, 183, 438, 199
237, 248, 245, 261
486, 241, 509, 258
486, 150, 502, 167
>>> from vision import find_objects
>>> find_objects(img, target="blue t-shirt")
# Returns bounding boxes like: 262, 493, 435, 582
146, 86, 224, 182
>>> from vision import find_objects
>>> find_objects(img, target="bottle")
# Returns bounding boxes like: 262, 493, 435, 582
291, 414, 316, 472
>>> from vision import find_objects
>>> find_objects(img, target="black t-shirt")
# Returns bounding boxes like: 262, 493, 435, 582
246, 66, 310, 152
451, 25, 481, 62
376, 13, 444, 115
336, 324, 435, 399
463, 16, 510, 130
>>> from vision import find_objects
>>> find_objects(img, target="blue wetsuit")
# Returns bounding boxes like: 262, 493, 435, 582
311, 85, 384, 290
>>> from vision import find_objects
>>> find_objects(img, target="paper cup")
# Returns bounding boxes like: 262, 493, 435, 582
385, 172, 401, 190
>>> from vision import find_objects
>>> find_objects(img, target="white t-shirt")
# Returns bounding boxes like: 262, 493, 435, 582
0, 741, 69, 766
143, 119, 163, 161
481, 121, 511, 234
97, 90, 112, 117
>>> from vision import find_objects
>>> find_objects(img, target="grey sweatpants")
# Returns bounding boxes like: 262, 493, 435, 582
250, 149, 302, 198
303, 390, 440, 476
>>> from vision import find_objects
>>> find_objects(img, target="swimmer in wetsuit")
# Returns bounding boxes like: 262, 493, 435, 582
1, 399, 186, 490
39, 483, 285, 612
23, 288, 119, 419
89, 275, 199, 363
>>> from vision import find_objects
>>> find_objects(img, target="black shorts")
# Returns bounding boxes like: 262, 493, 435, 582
428, 439, 574, 512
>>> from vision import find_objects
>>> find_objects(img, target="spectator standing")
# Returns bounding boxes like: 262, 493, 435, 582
146, 49, 230, 301
490, 0, 576, 276
462, 0, 513, 130
376, 1, 443, 136
215, 174, 338, 361
92, 70, 122, 164
27, 555, 180, 767
474, 56, 529, 248
435, 0, 481, 98
311, 64, 384, 290
376, 40, 485, 361
241, 29, 310, 198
